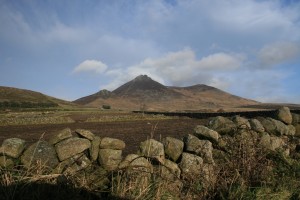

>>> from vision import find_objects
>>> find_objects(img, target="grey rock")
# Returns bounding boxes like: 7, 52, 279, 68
259, 133, 285, 151
49, 128, 72, 145
179, 153, 203, 178
119, 154, 152, 172
232, 115, 251, 129
276, 107, 292, 125
54, 153, 91, 174
208, 116, 236, 135
259, 117, 295, 136
184, 134, 214, 164
55, 137, 91, 161
100, 137, 125, 150
75, 129, 95, 140
0, 156, 14, 168
161, 159, 181, 180
98, 149, 122, 171
163, 137, 184, 162
139, 139, 165, 163
89, 136, 101, 161
194, 125, 220, 143
0, 138, 26, 158
249, 119, 265, 133
21, 141, 59, 169
292, 113, 300, 125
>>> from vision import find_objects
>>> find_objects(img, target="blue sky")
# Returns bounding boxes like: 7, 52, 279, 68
0, 0, 300, 103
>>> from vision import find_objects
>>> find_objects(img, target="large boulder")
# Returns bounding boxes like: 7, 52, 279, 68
163, 137, 184, 162
89, 136, 101, 161
21, 141, 59, 169
139, 139, 165, 163
98, 149, 122, 171
259, 117, 295, 136
249, 119, 265, 133
55, 137, 91, 161
232, 116, 251, 129
184, 134, 214, 164
276, 107, 292, 125
194, 125, 220, 143
100, 137, 125, 150
0, 138, 26, 158
49, 128, 72, 145
179, 153, 203, 178
208, 116, 236, 135
75, 129, 95, 140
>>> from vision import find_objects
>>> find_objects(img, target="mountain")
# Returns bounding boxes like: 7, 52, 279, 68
74, 75, 259, 111
0, 86, 75, 108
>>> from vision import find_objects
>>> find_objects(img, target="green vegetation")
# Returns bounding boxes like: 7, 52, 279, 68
0, 101, 58, 109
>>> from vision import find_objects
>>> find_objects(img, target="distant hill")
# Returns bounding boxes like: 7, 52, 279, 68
74, 75, 259, 111
0, 86, 74, 109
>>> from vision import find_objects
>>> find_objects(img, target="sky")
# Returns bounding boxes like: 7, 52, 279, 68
0, 0, 300, 103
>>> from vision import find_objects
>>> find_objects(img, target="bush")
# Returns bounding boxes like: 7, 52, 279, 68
102, 105, 111, 110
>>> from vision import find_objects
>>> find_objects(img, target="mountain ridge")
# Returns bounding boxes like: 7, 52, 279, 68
74, 75, 259, 111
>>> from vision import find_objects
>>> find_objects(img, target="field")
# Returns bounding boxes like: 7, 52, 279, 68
0, 109, 205, 155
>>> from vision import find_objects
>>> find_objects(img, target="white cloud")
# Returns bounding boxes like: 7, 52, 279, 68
258, 41, 300, 67
102, 48, 244, 90
73, 60, 107, 74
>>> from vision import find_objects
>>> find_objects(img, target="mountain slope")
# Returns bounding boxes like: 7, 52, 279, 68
0, 86, 75, 108
74, 75, 259, 111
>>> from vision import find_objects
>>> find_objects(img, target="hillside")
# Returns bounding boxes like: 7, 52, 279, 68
0, 86, 75, 108
74, 75, 259, 111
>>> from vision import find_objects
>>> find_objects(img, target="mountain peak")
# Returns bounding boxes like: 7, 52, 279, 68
133, 74, 152, 81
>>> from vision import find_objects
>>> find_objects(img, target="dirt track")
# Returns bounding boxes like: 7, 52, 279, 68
0, 118, 205, 155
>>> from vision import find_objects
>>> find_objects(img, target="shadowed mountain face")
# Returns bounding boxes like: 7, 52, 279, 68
74, 75, 259, 111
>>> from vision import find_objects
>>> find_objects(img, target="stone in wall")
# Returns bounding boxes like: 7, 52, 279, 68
194, 125, 220, 143
54, 153, 91, 174
0, 138, 26, 158
139, 139, 165, 163
276, 107, 292, 125
249, 119, 265, 133
184, 134, 214, 164
119, 154, 153, 173
55, 137, 91, 161
232, 115, 251, 129
100, 137, 125, 150
179, 152, 203, 178
90, 136, 101, 161
98, 149, 122, 171
75, 129, 95, 140
161, 159, 181, 181
208, 116, 236, 135
163, 137, 183, 162
0, 156, 14, 168
259, 117, 295, 136
49, 128, 72, 145
21, 140, 59, 169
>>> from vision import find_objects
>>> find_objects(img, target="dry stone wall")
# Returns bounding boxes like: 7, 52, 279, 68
1, 106, 300, 190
